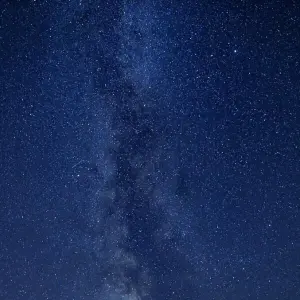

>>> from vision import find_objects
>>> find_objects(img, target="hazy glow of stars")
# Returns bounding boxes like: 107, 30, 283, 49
0, 0, 299, 299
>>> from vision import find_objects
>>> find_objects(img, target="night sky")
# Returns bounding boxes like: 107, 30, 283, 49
1, 0, 300, 299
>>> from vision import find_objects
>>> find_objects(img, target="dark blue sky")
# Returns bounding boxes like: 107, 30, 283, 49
0, 0, 299, 299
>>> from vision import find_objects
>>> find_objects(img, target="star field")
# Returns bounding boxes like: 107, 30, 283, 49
0, 0, 299, 299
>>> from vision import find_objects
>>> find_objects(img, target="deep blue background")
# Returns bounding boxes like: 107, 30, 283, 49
1, 0, 299, 299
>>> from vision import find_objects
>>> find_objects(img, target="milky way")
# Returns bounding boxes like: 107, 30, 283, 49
1, 0, 299, 299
